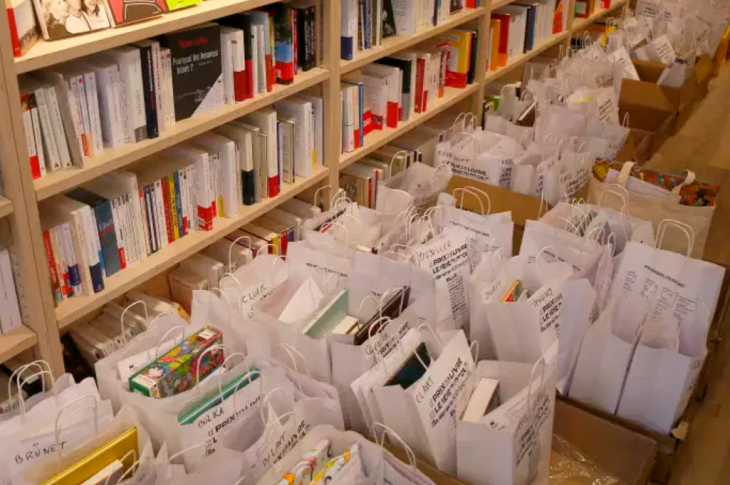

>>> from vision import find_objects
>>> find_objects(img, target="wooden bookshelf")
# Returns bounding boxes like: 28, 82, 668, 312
572, 0, 628, 32
0, 0, 620, 374
0, 198, 13, 219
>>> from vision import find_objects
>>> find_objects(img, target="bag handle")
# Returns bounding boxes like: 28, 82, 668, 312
656, 219, 696, 258
194, 344, 229, 389
54, 395, 99, 459
670, 170, 696, 197
277, 343, 312, 380
8, 360, 52, 411
453, 186, 492, 215
228, 235, 252, 273
120, 300, 149, 347
18, 369, 55, 415
313, 185, 333, 211
106, 450, 138, 485
526, 357, 547, 413
154, 325, 186, 358
373, 422, 418, 483
211, 288, 234, 327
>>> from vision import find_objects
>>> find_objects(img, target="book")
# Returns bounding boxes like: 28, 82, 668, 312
32, 0, 110, 40
438, 30, 473, 88
66, 188, 122, 278
132, 40, 162, 139
219, 26, 236, 105
20, 92, 44, 179
376, 53, 415, 121
179, 253, 224, 288
214, 123, 254, 206
267, 208, 303, 241
230, 121, 264, 203
159, 48, 176, 127
161, 145, 215, 231
298, 91, 323, 166
277, 116, 296, 184
275, 98, 313, 178
341, 78, 364, 148
462, 378, 500, 422
489, 19, 501, 70
202, 238, 252, 272
341, 0, 357, 60
81, 60, 125, 149
104, 46, 148, 143
220, 15, 255, 100
291, 0, 316, 72
105, 0, 163, 27
249, 11, 275, 90
7, 0, 37, 57
243, 109, 279, 197
491, 13, 510, 67
160, 23, 224, 122
193, 133, 238, 218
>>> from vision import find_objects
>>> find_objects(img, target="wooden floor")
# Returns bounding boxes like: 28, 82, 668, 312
644, 65, 730, 485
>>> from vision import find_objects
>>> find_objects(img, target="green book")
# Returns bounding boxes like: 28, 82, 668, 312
178, 368, 260, 425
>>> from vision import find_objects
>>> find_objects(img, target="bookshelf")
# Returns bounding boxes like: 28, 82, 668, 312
0, 0, 625, 375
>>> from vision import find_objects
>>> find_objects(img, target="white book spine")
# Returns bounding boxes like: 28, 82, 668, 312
83, 72, 103, 155
232, 29, 245, 99
222, 145, 237, 217
127, 50, 147, 142
128, 191, 144, 261
185, 166, 195, 233
44, 86, 72, 168
0, 249, 21, 333
210, 153, 219, 219
95, 66, 116, 148
59, 223, 82, 295
64, 76, 87, 161
142, 185, 157, 253
34, 88, 61, 171
122, 194, 139, 264
69, 207, 92, 294
251, 26, 260, 95
115, 60, 133, 144
29, 101, 47, 178
81, 206, 104, 285
150, 42, 164, 135
49, 226, 67, 300
154, 180, 168, 247
74, 77, 92, 158
160, 49, 176, 127
109, 198, 127, 268
221, 30, 235, 105
21, 101, 37, 175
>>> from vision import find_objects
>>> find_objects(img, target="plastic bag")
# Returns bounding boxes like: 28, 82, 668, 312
549, 435, 626, 485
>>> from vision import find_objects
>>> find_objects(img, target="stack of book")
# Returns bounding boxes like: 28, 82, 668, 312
0, 246, 22, 335
340, 30, 476, 154
487, 0, 566, 71
340, 0, 478, 60
18, 6, 320, 180
38, 100, 323, 304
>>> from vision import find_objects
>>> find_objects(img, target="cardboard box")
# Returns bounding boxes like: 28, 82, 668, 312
445, 176, 546, 254
618, 104, 675, 163
620, 55, 714, 135
554, 399, 658, 485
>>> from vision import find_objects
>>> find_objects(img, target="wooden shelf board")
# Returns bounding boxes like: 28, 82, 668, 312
339, 84, 479, 168
572, 0, 628, 32
0, 197, 13, 219
340, 8, 486, 75
15, 0, 282, 74
485, 31, 570, 84
55, 165, 329, 330
0, 326, 37, 364
35, 68, 329, 201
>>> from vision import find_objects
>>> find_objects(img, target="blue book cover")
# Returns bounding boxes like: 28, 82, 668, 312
341, 36, 354, 60
515, 3, 537, 52
67, 188, 121, 278
172, 171, 184, 237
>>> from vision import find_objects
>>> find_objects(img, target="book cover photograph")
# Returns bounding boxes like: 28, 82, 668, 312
32, 0, 110, 40
162, 24, 224, 121
103, 0, 165, 27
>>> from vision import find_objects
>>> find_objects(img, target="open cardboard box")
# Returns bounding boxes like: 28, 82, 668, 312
445, 175, 546, 254
620, 55, 714, 135
618, 103, 676, 163
385, 398, 658, 485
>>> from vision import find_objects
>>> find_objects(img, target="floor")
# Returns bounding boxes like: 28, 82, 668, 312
643, 65, 730, 485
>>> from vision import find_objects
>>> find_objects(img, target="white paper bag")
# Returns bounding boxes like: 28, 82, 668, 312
373, 330, 475, 475
376, 163, 452, 215
456, 341, 558, 485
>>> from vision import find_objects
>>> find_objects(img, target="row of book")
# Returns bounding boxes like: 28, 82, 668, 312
19, 4, 319, 180
340, 111, 460, 205
39, 101, 323, 303
340, 29, 476, 153
67, 195, 321, 362
487, 0, 568, 71
340, 0, 478, 60
574, 0, 613, 19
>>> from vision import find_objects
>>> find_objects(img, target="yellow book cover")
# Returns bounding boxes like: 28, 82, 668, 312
438, 29, 472, 88
168, 174, 179, 241
490, 20, 501, 72
42, 427, 138, 485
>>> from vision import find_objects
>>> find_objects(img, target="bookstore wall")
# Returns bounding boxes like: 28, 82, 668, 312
0, 0, 728, 482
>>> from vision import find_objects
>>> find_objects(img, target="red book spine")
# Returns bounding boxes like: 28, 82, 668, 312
415, 58, 426, 113
386, 101, 398, 128
354, 127, 360, 149
161, 177, 174, 243
363, 110, 376, 134
43, 230, 61, 302
265, 53, 274, 92
292, 9, 298, 74
280, 230, 288, 257
197, 204, 214, 231
493, 14, 510, 67
7, 8, 21, 57
244, 60, 254, 99
268, 175, 279, 198
553, 0, 564, 34
233, 70, 247, 102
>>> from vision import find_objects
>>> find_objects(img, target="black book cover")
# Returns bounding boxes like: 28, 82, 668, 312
294, 4, 315, 71
467, 30, 477, 85
160, 23, 223, 122
382, 0, 396, 37
135, 43, 159, 139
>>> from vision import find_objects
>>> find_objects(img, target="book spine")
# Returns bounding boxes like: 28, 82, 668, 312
7, 7, 21, 57
292, 8, 298, 73
151, 42, 164, 135
49, 226, 70, 297
161, 176, 174, 243
195, 158, 215, 231
221, 31, 235, 105
242, 21, 255, 99
168, 173, 180, 240
274, 6, 295, 84
35, 87, 62, 172
179, 167, 189, 236
27, 97, 47, 180
173, 170, 185, 237
415, 58, 426, 113
143, 184, 158, 253
152, 180, 167, 246
110, 198, 127, 270
44, 86, 72, 168
81, 206, 105, 290
94, 201, 121, 277
59, 223, 82, 295
43, 229, 63, 304
122, 194, 138, 264
160, 48, 176, 127
139, 45, 159, 139
127, 51, 148, 142
305, 6, 316, 71
21, 94, 41, 179
73, 76, 93, 158
84, 72, 104, 155
231, 29, 246, 102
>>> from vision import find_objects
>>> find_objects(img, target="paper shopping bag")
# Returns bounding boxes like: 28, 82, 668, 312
568, 293, 650, 414
456, 341, 558, 485
616, 299, 709, 434
376, 163, 452, 215
587, 163, 716, 258
373, 330, 475, 475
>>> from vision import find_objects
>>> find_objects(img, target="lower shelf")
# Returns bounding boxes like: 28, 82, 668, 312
0, 326, 37, 364
485, 31, 571, 84
55, 165, 330, 330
